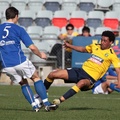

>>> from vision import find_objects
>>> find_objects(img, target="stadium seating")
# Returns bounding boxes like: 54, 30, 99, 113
44, 0, 62, 12
2, 0, 120, 71
0, 0, 10, 13
28, 0, 44, 13
43, 39, 60, 53
42, 26, 60, 39
86, 11, 104, 29
35, 10, 53, 28
103, 11, 119, 30
0, 12, 3, 23
30, 40, 57, 66
18, 10, 36, 28
0, 10, 7, 23
11, 0, 28, 12
61, 0, 79, 13
33, 39, 50, 53
52, 10, 70, 28
95, 26, 112, 36
27, 26, 43, 39
78, 0, 96, 12
113, 0, 120, 11
69, 11, 87, 29
30, 55, 48, 66
41, 26, 61, 53
96, 0, 114, 10
0, 0, 11, 2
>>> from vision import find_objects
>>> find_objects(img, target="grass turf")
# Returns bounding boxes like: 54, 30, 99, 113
0, 85, 120, 120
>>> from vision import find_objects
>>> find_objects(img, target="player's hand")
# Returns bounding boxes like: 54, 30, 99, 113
115, 84, 120, 89
40, 52, 47, 59
63, 41, 71, 49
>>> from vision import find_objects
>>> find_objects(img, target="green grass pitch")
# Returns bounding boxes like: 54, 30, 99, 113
0, 85, 120, 120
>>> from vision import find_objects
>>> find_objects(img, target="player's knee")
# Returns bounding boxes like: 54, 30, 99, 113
77, 80, 90, 89
49, 72, 62, 79
19, 79, 28, 86
48, 72, 56, 78
77, 81, 86, 88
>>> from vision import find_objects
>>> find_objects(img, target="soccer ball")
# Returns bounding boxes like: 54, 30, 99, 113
34, 94, 43, 108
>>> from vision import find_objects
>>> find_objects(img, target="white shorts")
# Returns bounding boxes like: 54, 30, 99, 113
93, 83, 108, 94
2, 59, 36, 84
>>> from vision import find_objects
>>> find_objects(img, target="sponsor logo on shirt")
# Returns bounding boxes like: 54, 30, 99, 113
0, 40, 15, 46
89, 55, 103, 65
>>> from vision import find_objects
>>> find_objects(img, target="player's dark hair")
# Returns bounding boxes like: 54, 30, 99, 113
66, 23, 74, 30
102, 31, 115, 43
5, 7, 19, 20
82, 26, 90, 33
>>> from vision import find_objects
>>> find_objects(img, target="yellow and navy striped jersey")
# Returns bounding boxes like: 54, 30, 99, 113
82, 43, 120, 81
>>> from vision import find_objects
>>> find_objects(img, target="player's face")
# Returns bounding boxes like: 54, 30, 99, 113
100, 36, 113, 50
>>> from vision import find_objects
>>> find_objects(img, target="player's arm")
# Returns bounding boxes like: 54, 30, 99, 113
63, 41, 88, 52
106, 75, 117, 80
114, 68, 120, 88
20, 27, 47, 59
29, 44, 47, 59
108, 68, 120, 92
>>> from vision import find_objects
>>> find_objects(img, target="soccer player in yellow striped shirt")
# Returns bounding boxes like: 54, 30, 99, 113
44, 31, 120, 105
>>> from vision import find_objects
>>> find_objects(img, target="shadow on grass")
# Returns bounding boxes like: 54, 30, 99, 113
69, 107, 112, 111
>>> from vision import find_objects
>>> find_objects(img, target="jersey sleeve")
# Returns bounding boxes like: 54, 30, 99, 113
107, 68, 117, 76
19, 27, 34, 47
85, 43, 93, 53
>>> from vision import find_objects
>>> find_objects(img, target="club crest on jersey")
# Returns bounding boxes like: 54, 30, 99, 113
96, 48, 98, 50
104, 53, 109, 57
89, 55, 103, 65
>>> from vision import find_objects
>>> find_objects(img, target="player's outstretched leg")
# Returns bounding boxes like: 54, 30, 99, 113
53, 85, 80, 105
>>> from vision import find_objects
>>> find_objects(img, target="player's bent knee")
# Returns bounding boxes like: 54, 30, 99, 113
48, 72, 56, 78
77, 81, 86, 88
48, 72, 60, 79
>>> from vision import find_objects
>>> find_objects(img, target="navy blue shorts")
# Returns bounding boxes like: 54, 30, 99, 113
65, 68, 96, 85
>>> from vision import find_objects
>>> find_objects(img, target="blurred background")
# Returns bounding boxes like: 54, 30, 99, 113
1, 0, 120, 85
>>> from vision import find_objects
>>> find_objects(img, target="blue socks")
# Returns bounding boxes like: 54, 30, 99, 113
109, 83, 120, 92
21, 85, 37, 108
21, 80, 51, 107
34, 80, 50, 106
